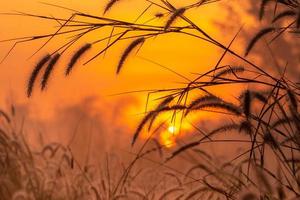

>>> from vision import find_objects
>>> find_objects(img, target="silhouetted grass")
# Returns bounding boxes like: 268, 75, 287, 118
1, 0, 300, 199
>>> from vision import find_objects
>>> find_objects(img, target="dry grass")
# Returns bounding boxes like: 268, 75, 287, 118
1, 0, 300, 199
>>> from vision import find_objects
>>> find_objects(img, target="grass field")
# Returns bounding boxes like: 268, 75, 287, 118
0, 0, 300, 199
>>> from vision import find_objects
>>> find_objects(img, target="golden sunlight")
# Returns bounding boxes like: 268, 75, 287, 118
168, 126, 176, 134
161, 124, 180, 148
0, 0, 298, 199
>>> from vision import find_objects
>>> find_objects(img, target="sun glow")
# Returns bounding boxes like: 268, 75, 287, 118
168, 126, 176, 134
160, 125, 180, 148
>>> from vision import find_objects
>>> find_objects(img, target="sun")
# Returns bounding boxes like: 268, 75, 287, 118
160, 125, 179, 148
158, 119, 193, 148
168, 126, 176, 134
161, 131, 175, 148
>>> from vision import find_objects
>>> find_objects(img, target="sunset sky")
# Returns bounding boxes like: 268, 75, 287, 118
0, 0, 259, 157
1, 2, 300, 199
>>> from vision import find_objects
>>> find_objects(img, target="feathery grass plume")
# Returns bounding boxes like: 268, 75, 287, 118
117, 37, 145, 74
196, 0, 206, 7
165, 8, 186, 30
0, 110, 10, 124
239, 90, 268, 104
167, 142, 199, 161
242, 193, 258, 200
132, 111, 154, 146
252, 91, 268, 103
174, 194, 184, 200
188, 102, 242, 116
185, 187, 210, 200
287, 89, 298, 109
185, 95, 221, 116
271, 117, 294, 128
239, 120, 252, 135
104, 0, 120, 14
66, 43, 91, 76
164, 172, 182, 186
155, 96, 175, 110
41, 53, 60, 90
155, 12, 164, 18
297, 8, 300, 28
242, 90, 251, 118
185, 164, 212, 178
161, 0, 176, 10
27, 54, 51, 97
158, 187, 183, 200
209, 123, 240, 136
259, 0, 272, 20
212, 66, 245, 81
203, 179, 227, 197
148, 96, 174, 130
158, 105, 186, 112
188, 95, 221, 109
133, 105, 185, 146
245, 27, 275, 56
263, 132, 279, 149
272, 10, 296, 23
192, 148, 212, 160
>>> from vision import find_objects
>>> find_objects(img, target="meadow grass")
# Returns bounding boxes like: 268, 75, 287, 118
1, 0, 300, 199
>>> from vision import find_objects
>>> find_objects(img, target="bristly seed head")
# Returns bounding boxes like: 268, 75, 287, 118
155, 13, 164, 18
243, 90, 251, 118
245, 27, 275, 56
104, 0, 120, 14
66, 43, 91, 76
41, 53, 61, 91
117, 37, 145, 74
27, 54, 51, 97
165, 8, 186, 30
212, 66, 245, 81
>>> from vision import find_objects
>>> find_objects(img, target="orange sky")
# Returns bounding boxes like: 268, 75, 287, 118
0, 0, 256, 152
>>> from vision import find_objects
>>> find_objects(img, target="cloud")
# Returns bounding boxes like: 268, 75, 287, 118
214, 1, 300, 78
8, 95, 140, 164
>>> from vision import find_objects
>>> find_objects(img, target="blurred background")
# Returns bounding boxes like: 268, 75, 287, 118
0, 0, 298, 165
